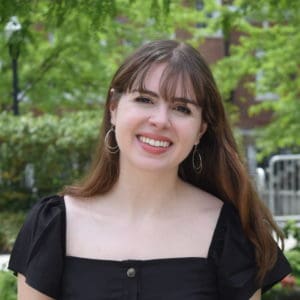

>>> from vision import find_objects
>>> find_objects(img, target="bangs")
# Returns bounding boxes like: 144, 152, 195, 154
126, 62, 205, 107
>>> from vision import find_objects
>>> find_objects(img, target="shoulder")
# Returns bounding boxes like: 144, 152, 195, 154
8, 195, 66, 298
177, 181, 225, 244
33, 194, 65, 213
212, 203, 291, 299
10, 194, 66, 249
20, 194, 65, 234
64, 194, 102, 221
179, 180, 224, 218
64, 194, 91, 211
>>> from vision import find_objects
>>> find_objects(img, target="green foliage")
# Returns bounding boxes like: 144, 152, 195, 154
283, 220, 300, 279
0, 231, 8, 254
0, 0, 177, 114
0, 271, 17, 300
0, 0, 237, 117
261, 219, 300, 299
2, 0, 298, 158
200, 0, 300, 159
286, 250, 300, 282
262, 286, 300, 300
0, 0, 171, 28
0, 212, 25, 253
0, 111, 100, 211
283, 220, 300, 249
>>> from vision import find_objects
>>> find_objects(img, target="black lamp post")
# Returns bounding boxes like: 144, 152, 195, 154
5, 16, 22, 116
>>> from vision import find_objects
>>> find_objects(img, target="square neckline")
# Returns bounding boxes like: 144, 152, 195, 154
60, 195, 227, 265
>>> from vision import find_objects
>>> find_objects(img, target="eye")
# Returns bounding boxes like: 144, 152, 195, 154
173, 104, 191, 115
134, 97, 153, 104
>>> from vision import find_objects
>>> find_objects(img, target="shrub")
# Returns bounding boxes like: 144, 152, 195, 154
0, 271, 17, 300
0, 212, 25, 253
0, 111, 101, 211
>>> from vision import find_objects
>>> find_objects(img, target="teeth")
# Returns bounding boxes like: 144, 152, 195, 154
139, 136, 170, 148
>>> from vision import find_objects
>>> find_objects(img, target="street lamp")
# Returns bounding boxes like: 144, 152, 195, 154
5, 16, 22, 116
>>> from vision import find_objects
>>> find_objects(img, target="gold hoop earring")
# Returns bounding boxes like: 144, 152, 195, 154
192, 145, 202, 174
104, 126, 119, 154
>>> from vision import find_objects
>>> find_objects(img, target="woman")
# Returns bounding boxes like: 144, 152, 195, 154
9, 40, 291, 300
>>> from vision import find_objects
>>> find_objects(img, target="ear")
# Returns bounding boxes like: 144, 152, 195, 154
195, 121, 207, 144
109, 88, 118, 126
109, 102, 117, 126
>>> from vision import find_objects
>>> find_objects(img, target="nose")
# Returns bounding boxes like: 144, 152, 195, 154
148, 102, 171, 129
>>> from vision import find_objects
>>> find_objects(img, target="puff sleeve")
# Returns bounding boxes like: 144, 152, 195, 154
211, 202, 292, 300
8, 195, 66, 299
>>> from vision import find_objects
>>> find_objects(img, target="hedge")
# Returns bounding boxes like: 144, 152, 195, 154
0, 111, 102, 211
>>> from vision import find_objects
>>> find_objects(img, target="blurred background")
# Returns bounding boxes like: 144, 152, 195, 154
0, 0, 299, 298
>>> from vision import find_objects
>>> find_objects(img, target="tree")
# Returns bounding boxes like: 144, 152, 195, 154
0, 0, 176, 114
199, 0, 300, 159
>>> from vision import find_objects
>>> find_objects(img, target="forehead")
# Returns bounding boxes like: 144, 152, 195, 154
130, 63, 196, 101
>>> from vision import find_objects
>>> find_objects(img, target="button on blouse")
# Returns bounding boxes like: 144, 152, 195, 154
127, 267, 136, 277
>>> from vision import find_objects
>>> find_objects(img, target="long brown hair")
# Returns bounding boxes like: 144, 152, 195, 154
63, 40, 284, 283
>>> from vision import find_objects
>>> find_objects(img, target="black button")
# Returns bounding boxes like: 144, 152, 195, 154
127, 267, 136, 278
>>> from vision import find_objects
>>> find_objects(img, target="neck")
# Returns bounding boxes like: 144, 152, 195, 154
109, 163, 183, 220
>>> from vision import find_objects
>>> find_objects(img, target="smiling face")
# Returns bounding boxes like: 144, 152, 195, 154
110, 63, 207, 174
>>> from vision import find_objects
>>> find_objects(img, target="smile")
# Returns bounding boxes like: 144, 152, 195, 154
138, 136, 171, 148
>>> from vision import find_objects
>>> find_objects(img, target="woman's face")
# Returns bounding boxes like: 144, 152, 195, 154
110, 63, 207, 173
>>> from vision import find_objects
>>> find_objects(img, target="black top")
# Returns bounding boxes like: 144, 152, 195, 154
8, 195, 292, 300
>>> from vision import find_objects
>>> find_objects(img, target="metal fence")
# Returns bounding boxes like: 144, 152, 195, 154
256, 154, 300, 225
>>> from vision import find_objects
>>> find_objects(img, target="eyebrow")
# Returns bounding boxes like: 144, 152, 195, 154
132, 88, 199, 107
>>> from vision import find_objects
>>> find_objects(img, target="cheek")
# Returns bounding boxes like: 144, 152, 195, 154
114, 112, 139, 145
110, 96, 131, 125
